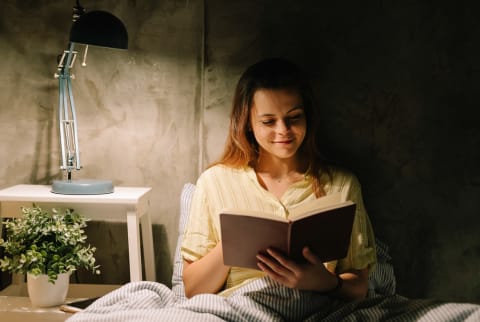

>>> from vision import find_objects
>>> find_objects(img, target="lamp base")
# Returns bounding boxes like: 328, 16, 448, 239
51, 179, 114, 195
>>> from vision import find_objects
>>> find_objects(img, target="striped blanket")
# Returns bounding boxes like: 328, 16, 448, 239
67, 277, 330, 322
66, 277, 480, 322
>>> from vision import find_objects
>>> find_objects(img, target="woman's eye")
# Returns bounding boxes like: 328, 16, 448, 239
261, 120, 275, 125
288, 114, 303, 122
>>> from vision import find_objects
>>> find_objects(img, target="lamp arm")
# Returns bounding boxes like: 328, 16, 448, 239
58, 72, 67, 171
66, 67, 82, 170
56, 42, 81, 180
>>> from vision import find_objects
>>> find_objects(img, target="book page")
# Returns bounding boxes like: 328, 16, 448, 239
288, 192, 343, 220
219, 208, 288, 222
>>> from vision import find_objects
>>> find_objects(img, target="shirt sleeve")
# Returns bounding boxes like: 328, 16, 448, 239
336, 172, 377, 273
181, 175, 219, 262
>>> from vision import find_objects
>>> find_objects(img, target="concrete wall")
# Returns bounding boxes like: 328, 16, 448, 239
1, 0, 479, 303
0, 0, 203, 286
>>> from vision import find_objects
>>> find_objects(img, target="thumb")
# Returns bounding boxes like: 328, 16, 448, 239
302, 246, 321, 265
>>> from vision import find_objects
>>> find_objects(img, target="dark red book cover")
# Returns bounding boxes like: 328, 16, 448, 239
220, 200, 356, 270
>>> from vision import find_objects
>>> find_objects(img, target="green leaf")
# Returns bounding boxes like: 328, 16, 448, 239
0, 206, 100, 279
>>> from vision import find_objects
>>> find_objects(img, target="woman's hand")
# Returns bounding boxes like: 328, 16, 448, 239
256, 246, 337, 292
256, 246, 369, 300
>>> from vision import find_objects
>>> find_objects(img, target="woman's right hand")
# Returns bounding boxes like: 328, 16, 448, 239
256, 246, 369, 300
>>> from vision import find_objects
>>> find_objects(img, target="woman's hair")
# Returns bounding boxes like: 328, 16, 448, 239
210, 58, 330, 197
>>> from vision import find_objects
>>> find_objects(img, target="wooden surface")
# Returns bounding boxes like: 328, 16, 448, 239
0, 283, 121, 322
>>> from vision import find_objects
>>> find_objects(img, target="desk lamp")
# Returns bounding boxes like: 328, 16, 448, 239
51, 2, 128, 195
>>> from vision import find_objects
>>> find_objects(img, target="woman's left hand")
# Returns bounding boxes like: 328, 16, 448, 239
256, 246, 338, 292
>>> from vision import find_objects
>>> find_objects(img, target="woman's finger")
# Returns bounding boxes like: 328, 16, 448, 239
265, 248, 299, 272
256, 252, 288, 275
256, 253, 293, 282
302, 246, 321, 265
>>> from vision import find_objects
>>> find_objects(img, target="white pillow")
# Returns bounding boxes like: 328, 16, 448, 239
171, 183, 195, 301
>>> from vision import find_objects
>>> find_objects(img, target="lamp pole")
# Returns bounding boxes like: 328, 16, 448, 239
55, 42, 81, 181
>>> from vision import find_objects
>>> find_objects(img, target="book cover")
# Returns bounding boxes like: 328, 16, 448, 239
220, 195, 356, 270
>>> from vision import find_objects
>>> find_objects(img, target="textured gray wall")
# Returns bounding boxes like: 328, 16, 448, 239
1, 0, 479, 303
0, 0, 203, 286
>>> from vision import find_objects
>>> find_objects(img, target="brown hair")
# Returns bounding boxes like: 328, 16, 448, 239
210, 58, 330, 197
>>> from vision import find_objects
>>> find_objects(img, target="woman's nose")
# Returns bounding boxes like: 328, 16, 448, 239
275, 119, 290, 133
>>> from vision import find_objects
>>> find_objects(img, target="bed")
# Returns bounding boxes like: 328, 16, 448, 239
67, 183, 480, 322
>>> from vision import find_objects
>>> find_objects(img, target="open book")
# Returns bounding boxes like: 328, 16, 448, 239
219, 193, 356, 269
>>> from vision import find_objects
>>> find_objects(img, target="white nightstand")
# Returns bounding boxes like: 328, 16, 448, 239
0, 184, 156, 283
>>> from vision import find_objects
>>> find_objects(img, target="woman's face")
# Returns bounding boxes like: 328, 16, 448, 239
249, 88, 306, 161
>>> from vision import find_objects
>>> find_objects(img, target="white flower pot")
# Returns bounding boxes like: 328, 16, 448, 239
27, 272, 70, 307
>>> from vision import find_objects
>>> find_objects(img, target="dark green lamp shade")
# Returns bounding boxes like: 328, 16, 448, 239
70, 10, 128, 49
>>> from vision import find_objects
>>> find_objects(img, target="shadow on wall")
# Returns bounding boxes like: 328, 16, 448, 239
74, 221, 172, 286
30, 98, 60, 185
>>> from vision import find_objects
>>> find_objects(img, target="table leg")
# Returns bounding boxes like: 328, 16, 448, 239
140, 212, 156, 281
126, 210, 142, 282
0, 204, 3, 244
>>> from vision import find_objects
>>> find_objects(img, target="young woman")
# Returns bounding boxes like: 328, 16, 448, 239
181, 58, 376, 301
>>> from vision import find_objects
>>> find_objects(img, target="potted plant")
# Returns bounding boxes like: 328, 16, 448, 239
0, 205, 100, 307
